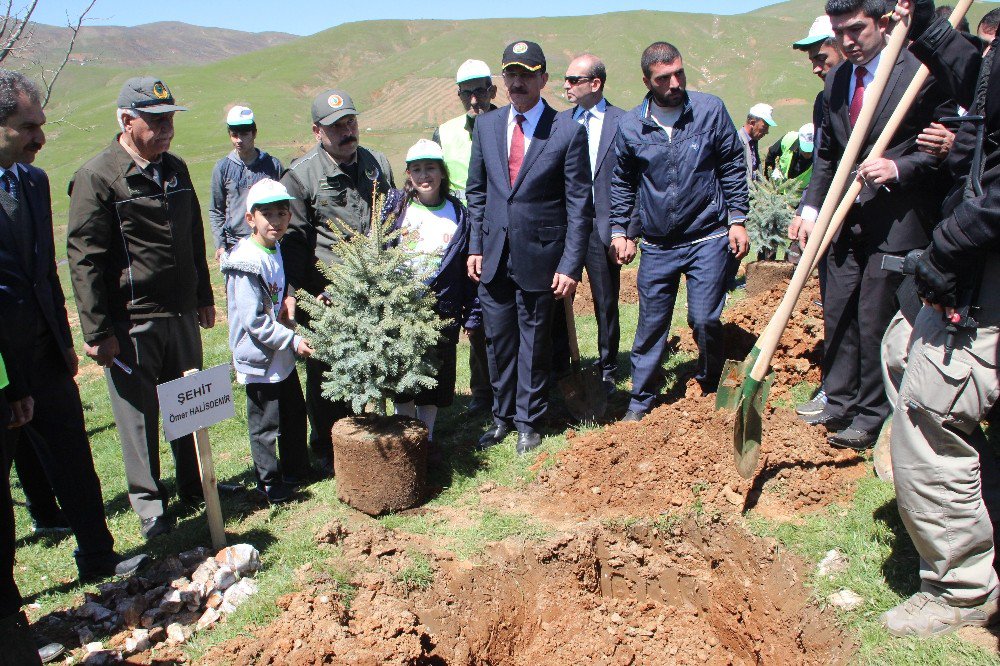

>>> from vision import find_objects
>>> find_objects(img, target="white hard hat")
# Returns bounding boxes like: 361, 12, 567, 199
406, 139, 445, 163
226, 105, 255, 127
748, 102, 777, 127
798, 123, 815, 152
456, 59, 492, 84
246, 179, 294, 214
793, 15, 835, 49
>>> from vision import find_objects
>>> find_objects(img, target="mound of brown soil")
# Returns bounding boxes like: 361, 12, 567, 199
530, 384, 865, 521
206, 520, 850, 665
676, 277, 824, 402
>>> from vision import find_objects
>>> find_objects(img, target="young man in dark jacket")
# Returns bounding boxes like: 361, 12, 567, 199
609, 41, 750, 421
67, 77, 215, 540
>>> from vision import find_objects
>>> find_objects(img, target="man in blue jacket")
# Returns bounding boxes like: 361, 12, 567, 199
466, 40, 593, 454
610, 42, 750, 421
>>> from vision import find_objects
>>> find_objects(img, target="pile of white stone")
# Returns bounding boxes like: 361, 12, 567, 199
70, 544, 261, 664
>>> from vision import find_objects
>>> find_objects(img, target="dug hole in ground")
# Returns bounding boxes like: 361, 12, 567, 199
206, 274, 868, 664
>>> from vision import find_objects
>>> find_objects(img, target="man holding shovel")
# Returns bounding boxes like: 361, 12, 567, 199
795, 0, 953, 451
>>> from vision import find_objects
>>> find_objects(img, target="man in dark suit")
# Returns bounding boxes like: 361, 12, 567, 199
553, 54, 639, 394
0, 70, 146, 582
796, 0, 954, 450
466, 40, 594, 454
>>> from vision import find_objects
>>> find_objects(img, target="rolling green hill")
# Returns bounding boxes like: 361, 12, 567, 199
31, 0, 998, 239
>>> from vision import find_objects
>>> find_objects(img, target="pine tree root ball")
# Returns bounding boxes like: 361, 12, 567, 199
331, 415, 429, 516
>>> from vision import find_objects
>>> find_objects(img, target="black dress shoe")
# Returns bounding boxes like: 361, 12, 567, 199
140, 515, 173, 540
78, 552, 150, 581
516, 432, 542, 455
258, 482, 294, 504
828, 427, 877, 451
799, 410, 851, 430
478, 422, 512, 450
621, 410, 645, 423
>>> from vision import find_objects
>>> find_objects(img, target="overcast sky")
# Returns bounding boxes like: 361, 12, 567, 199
34, 0, 792, 36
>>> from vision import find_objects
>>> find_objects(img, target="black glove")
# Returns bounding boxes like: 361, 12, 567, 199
914, 248, 958, 307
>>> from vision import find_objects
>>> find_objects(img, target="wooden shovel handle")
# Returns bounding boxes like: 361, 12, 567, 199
747, 10, 917, 383
563, 296, 582, 365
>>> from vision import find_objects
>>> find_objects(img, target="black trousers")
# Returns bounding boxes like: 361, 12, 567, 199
551, 234, 622, 384
15, 341, 114, 565
467, 327, 491, 401
304, 357, 352, 462
245, 371, 310, 488
12, 443, 61, 525
1, 396, 20, 619
479, 269, 555, 434
822, 234, 904, 433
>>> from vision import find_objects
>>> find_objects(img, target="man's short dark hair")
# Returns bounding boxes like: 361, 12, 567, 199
979, 8, 1000, 34
0, 69, 40, 125
825, 0, 888, 20
577, 54, 607, 85
641, 42, 682, 78
228, 123, 257, 134
459, 76, 493, 90
936, 6, 970, 33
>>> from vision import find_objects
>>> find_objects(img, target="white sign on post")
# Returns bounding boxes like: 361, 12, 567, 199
157, 364, 236, 441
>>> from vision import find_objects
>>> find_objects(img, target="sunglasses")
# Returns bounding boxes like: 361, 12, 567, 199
458, 88, 492, 100
564, 76, 593, 84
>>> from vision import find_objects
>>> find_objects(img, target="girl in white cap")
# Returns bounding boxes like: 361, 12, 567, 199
382, 139, 480, 445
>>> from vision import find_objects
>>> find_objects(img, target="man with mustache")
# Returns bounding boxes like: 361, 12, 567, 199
281, 90, 394, 474
610, 41, 750, 421
432, 59, 497, 415
67, 77, 216, 540
795, 0, 954, 451
467, 40, 593, 454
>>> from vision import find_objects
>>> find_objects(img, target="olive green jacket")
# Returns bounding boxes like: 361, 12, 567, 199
66, 138, 214, 344
280, 144, 394, 295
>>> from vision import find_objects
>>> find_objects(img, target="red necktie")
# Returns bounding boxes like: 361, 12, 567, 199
849, 66, 868, 128
509, 114, 526, 185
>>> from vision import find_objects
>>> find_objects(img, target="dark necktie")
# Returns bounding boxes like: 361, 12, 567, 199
1, 171, 18, 202
849, 66, 868, 128
509, 114, 526, 185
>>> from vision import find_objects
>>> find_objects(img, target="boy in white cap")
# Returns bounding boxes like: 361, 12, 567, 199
431, 59, 497, 415
221, 179, 314, 504
210, 105, 283, 262
738, 102, 777, 183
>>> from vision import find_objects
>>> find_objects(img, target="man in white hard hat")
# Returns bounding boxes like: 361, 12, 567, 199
209, 105, 283, 262
738, 102, 776, 183
432, 59, 498, 415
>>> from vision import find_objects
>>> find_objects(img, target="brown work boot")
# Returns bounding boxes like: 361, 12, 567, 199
881, 590, 999, 638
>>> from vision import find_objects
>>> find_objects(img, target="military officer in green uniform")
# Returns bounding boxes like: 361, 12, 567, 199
281, 89, 395, 474
432, 59, 498, 414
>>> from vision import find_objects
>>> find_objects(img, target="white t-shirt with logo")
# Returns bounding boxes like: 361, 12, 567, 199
399, 200, 458, 272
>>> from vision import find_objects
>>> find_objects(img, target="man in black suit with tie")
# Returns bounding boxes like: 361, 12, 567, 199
0, 71, 147, 592
466, 40, 594, 454
554, 54, 639, 394
796, 0, 954, 450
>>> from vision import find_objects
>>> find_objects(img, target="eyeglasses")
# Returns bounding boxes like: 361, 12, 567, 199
564, 76, 593, 85
458, 88, 492, 100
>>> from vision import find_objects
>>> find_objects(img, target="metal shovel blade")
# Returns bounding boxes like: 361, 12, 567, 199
559, 362, 607, 423
716, 347, 761, 412
732, 372, 774, 479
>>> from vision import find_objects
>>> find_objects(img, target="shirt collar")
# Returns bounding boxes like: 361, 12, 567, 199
508, 98, 545, 127
854, 51, 881, 78
0, 163, 21, 181
118, 134, 155, 170
573, 97, 607, 121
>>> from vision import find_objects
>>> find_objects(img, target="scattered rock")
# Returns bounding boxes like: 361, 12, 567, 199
827, 589, 864, 611
214, 565, 239, 591
124, 628, 150, 654
148, 626, 166, 644
82, 649, 121, 665
215, 544, 261, 577
191, 559, 220, 586
205, 590, 225, 610
179, 547, 213, 568
166, 622, 189, 645
223, 578, 258, 611
78, 626, 95, 645
817, 550, 849, 578
78, 602, 114, 623
197, 607, 222, 631
159, 589, 183, 614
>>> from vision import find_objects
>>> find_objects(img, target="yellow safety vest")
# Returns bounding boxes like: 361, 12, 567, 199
438, 114, 473, 195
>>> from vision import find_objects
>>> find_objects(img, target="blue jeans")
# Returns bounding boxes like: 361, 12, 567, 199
629, 235, 735, 413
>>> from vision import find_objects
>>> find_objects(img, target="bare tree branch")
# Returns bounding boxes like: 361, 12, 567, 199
0, 1, 16, 43
40, 0, 96, 107
0, 0, 38, 63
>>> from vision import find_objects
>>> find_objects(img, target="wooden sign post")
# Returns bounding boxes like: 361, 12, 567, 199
187, 368, 227, 552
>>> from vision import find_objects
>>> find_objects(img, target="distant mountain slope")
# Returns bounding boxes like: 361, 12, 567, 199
8, 20, 295, 69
